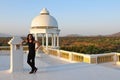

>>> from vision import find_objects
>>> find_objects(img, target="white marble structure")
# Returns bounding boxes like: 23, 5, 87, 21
8, 36, 23, 72
30, 8, 60, 49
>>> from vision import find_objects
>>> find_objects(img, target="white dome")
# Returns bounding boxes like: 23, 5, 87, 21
31, 8, 58, 29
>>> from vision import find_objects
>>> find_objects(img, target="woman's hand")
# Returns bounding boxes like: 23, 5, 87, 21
34, 40, 40, 51
35, 47, 39, 51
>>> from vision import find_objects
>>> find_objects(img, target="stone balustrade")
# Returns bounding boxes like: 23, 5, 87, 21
1, 45, 120, 64
46, 48, 120, 64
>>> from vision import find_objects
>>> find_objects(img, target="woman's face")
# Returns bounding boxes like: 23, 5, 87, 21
28, 35, 32, 40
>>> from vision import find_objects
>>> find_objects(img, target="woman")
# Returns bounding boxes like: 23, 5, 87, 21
21, 34, 40, 74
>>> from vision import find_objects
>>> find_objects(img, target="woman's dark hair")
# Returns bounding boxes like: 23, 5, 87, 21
27, 34, 35, 42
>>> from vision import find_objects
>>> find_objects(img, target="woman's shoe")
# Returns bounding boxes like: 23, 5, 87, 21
34, 68, 38, 73
29, 70, 34, 74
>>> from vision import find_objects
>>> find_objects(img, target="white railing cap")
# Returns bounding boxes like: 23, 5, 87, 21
8, 36, 22, 44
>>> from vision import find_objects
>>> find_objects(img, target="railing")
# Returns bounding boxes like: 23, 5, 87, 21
0, 46, 28, 51
72, 53, 84, 62
96, 54, 114, 63
60, 50, 69, 59
47, 48, 85, 63
48, 49, 58, 56
116, 53, 120, 65
1, 46, 120, 64
118, 55, 120, 61
0, 46, 10, 51
44, 48, 120, 64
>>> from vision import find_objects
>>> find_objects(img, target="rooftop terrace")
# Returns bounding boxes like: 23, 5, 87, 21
1, 51, 120, 80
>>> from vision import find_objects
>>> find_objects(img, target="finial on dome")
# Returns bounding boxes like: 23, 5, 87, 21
40, 8, 49, 15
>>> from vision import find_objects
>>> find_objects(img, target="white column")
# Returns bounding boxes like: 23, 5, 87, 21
34, 33, 39, 55
57, 33, 59, 48
51, 34, 54, 47
42, 34, 44, 47
53, 34, 56, 48
46, 33, 48, 49
34, 33, 38, 49
8, 36, 23, 73
34, 33, 38, 41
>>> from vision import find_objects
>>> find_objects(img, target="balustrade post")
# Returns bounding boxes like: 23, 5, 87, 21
8, 36, 24, 73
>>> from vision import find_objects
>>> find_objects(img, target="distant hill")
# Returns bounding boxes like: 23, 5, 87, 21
65, 34, 82, 37
0, 33, 11, 37
64, 32, 120, 37
109, 32, 120, 37
64, 34, 104, 37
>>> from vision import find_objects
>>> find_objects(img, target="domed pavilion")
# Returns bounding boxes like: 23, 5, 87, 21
30, 8, 60, 49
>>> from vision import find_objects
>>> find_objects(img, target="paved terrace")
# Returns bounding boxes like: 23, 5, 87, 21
1, 52, 120, 80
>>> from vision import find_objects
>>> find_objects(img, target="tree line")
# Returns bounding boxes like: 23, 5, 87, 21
59, 36, 120, 54
1, 36, 120, 54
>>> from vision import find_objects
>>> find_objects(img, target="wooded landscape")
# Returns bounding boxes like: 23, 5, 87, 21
60, 37, 120, 54
0, 36, 120, 54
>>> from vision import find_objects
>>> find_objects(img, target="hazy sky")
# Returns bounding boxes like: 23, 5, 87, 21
0, 0, 120, 36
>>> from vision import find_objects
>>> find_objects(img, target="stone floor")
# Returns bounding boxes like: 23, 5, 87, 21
1, 52, 120, 80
